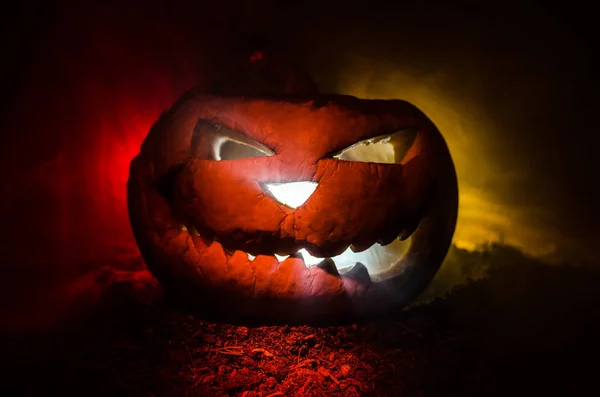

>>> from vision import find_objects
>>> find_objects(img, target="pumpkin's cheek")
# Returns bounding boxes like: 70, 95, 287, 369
287, 159, 430, 257
173, 158, 292, 253
174, 161, 287, 233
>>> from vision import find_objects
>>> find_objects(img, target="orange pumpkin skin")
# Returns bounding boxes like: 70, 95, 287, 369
127, 89, 457, 324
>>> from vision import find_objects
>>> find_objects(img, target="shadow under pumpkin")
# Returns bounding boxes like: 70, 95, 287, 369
2, 244, 599, 396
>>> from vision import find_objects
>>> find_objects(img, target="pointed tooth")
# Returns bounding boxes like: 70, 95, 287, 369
335, 264, 357, 275
399, 218, 420, 241
189, 223, 215, 243
377, 233, 398, 246
298, 248, 321, 267
350, 242, 371, 253
191, 232, 214, 250
328, 244, 351, 257
247, 253, 256, 261
317, 258, 339, 276
274, 254, 289, 262
180, 225, 188, 233
197, 232, 214, 246
342, 262, 372, 286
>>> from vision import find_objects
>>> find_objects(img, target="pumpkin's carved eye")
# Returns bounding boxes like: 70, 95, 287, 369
216, 136, 274, 161
332, 128, 418, 164
192, 119, 274, 160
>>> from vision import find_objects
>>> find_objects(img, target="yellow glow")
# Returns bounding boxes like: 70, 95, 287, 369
333, 128, 418, 164
327, 62, 567, 262
263, 181, 318, 209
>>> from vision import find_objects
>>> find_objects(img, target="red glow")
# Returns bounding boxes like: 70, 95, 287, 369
250, 51, 264, 62
2, 6, 219, 274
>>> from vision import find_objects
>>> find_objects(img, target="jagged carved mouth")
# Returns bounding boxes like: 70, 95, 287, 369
163, 168, 419, 276
254, 181, 414, 274
275, 237, 412, 274
184, 223, 414, 276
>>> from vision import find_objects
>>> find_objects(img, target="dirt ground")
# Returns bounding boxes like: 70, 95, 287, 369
2, 245, 599, 396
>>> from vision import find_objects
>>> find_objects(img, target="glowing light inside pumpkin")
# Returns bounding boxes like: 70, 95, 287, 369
334, 136, 395, 163
253, 131, 420, 273
245, 238, 411, 274
263, 181, 318, 209
333, 128, 417, 164
298, 238, 411, 273
274, 254, 290, 262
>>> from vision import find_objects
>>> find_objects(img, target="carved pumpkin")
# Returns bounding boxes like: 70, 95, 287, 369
127, 57, 458, 323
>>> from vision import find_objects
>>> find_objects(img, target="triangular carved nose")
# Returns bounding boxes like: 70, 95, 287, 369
261, 181, 318, 209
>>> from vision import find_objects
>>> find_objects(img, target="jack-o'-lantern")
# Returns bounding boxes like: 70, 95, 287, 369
127, 53, 458, 323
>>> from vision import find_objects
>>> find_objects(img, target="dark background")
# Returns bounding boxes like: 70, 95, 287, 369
1, 1, 599, 396
1, 0, 597, 327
